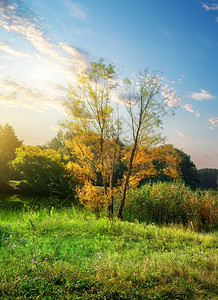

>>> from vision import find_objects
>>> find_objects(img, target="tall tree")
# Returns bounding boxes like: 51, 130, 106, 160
117, 72, 180, 218
63, 59, 120, 217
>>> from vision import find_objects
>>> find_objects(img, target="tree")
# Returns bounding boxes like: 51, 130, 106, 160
117, 72, 180, 218
197, 168, 218, 190
63, 59, 120, 217
137, 144, 182, 186
174, 148, 199, 188
0, 123, 22, 189
10, 146, 71, 196
43, 130, 72, 165
63, 61, 180, 218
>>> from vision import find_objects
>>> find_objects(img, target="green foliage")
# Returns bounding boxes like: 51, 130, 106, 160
123, 182, 217, 231
0, 207, 217, 299
175, 148, 199, 188
10, 146, 73, 197
0, 123, 22, 191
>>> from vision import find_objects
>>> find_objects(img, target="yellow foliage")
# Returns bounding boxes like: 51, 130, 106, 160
122, 144, 181, 187
76, 181, 110, 215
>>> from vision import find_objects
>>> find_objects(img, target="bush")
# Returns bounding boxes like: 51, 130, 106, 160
123, 182, 217, 231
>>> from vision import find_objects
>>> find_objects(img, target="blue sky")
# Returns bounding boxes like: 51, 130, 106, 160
0, 0, 217, 169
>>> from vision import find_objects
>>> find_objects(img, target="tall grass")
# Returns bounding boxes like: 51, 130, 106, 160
123, 182, 217, 231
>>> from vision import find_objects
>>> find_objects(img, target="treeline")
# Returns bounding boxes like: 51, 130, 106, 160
0, 122, 204, 196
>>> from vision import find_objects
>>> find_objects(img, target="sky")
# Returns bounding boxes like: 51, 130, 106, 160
0, 0, 217, 169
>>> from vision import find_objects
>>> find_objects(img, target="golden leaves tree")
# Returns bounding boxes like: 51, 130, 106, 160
63, 59, 120, 217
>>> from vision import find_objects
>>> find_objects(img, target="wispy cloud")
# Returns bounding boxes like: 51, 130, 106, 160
202, 1, 218, 11
208, 117, 218, 129
0, 41, 31, 58
178, 75, 185, 85
0, 0, 88, 112
60, 0, 86, 20
183, 104, 201, 117
183, 104, 194, 113
202, 1, 218, 23
175, 131, 186, 138
0, 75, 65, 112
191, 90, 214, 101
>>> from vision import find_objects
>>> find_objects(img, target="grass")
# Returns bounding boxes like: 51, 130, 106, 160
0, 206, 217, 299
122, 182, 217, 231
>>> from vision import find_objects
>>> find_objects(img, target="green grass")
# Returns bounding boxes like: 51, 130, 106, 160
0, 207, 217, 299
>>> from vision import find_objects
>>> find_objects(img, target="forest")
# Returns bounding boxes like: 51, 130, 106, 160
0, 60, 217, 299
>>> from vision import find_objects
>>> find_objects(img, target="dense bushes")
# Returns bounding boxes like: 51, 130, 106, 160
123, 182, 217, 231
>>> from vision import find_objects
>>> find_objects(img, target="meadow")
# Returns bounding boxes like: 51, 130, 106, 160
0, 191, 217, 299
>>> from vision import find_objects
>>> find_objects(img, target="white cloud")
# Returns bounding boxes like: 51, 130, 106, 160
60, 1, 86, 20
183, 104, 194, 113
182, 104, 201, 117
208, 117, 218, 129
178, 75, 184, 85
175, 131, 186, 138
0, 76, 65, 112
0, 41, 31, 58
191, 90, 214, 101
0, 0, 88, 111
0, 2, 88, 73
202, 2, 218, 11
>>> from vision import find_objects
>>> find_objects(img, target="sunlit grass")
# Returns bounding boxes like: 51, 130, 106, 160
0, 207, 217, 299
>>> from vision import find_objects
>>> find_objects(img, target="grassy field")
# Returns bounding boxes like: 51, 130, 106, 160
0, 206, 217, 299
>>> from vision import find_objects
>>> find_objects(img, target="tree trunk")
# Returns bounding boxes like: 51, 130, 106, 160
107, 148, 116, 218
117, 143, 137, 219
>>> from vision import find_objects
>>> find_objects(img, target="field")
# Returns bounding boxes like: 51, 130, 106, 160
0, 204, 217, 299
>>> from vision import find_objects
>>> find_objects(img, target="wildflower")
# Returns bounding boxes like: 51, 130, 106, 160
2, 284, 5, 286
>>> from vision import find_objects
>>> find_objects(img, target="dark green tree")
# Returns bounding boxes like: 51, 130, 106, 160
0, 123, 22, 191
197, 168, 218, 190
175, 148, 199, 188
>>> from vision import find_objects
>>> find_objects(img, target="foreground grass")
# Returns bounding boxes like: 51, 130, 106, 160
0, 207, 217, 299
